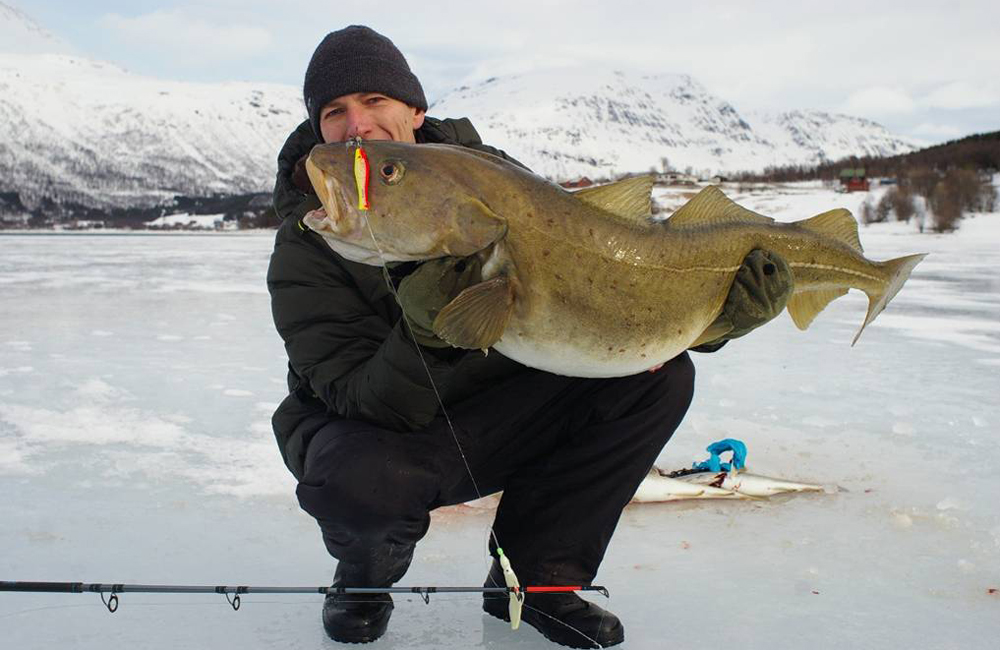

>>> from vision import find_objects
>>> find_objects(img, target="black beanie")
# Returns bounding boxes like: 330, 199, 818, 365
303, 25, 428, 141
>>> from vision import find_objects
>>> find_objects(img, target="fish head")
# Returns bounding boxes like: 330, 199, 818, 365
304, 141, 508, 265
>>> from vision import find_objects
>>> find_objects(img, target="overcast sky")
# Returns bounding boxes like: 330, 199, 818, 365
17, 0, 1000, 144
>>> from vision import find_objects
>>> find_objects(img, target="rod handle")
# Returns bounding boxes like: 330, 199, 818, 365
0, 581, 85, 593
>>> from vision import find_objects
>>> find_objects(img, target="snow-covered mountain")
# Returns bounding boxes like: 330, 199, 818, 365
0, 3, 920, 213
0, 51, 305, 210
750, 110, 920, 166
430, 69, 920, 179
0, 1, 72, 55
0, 2, 306, 211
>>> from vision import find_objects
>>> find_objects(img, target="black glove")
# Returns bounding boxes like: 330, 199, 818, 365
396, 256, 482, 348
698, 249, 794, 348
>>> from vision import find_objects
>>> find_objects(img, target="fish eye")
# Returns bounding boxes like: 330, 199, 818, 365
378, 160, 405, 185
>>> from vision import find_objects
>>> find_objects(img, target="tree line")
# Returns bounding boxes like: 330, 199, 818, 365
735, 131, 999, 232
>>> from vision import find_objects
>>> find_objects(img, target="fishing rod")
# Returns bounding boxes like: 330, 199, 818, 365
0, 580, 609, 616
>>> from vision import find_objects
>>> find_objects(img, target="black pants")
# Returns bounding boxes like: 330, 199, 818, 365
296, 353, 695, 587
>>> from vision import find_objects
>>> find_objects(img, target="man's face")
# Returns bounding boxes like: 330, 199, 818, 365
318, 92, 425, 144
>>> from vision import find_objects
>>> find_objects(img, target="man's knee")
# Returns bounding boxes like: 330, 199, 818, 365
660, 351, 695, 408
296, 422, 439, 540
644, 352, 696, 436
622, 351, 696, 417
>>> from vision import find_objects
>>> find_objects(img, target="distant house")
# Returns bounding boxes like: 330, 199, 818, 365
560, 177, 594, 189
839, 168, 870, 192
659, 172, 698, 186
0, 213, 30, 226
67, 219, 105, 229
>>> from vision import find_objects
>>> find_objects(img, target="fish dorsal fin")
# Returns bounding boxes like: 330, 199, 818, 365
786, 288, 849, 330
667, 186, 774, 227
794, 209, 863, 253
573, 175, 655, 223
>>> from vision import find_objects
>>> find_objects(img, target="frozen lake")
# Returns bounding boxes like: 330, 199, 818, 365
2, 187, 999, 649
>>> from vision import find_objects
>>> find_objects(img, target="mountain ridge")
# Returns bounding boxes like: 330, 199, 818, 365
1, 4, 922, 214
430, 68, 921, 180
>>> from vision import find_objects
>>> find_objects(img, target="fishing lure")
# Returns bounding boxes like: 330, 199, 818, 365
353, 140, 370, 210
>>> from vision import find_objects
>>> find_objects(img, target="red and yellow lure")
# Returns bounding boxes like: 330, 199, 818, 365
353, 142, 370, 211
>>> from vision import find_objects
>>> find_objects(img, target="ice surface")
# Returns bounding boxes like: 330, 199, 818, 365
2, 189, 999, 648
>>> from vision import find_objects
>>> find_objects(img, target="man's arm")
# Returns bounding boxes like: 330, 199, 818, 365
268, 227, 463, 431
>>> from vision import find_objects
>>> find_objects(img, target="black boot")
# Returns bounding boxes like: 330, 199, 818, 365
322, 591, 392, 644
322, 561, 397, 643
482, 560, 624, 649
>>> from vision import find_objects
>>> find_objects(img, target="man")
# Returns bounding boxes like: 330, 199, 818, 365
267, 25, 792, 648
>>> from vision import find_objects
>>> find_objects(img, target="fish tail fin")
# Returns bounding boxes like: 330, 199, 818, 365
853, 253, 928, 346
784, 208, 861, 330
792, 209, 925, 342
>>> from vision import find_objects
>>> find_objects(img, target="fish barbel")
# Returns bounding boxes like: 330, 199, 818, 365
303, 141, 926, 378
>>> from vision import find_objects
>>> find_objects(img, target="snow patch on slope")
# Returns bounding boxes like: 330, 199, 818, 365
0, 52, 305, 210
0, 1, 73, 55
431, 67, 920, 179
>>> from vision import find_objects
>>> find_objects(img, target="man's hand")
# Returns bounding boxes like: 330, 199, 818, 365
698, 249, 794, 347
397, 256, 483, 348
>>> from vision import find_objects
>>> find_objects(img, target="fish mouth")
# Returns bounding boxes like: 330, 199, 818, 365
305, 155, 354, 236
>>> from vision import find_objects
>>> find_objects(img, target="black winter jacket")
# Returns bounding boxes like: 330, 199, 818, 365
267, 118, 527, 479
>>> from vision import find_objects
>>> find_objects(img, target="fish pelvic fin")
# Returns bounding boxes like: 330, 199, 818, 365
690, 317, 734, 348
787, 288, 849, 330
433, 275, 514, 351
853, 253, 927, 346
795, 208, 863, 253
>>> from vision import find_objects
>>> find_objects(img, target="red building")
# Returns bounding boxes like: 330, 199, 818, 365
560, 177, 593, 189
839, 168, 870, 192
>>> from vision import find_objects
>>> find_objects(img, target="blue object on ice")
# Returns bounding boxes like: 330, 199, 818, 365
692, 438, 747, 472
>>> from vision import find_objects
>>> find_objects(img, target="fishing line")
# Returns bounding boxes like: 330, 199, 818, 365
351, 137, 610, 646
0, 140, 610, 646
521, 601, 605, 649
352, 138, 495, 542
0, 603, 98, 620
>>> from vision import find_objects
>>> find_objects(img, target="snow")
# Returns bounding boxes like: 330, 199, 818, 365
146, 213, 227, 229
0, 51, 305, 210
2, 184, 1000, 648
431, 68, 919, 180
0, 2, 73, 56
1, 41, 917, 211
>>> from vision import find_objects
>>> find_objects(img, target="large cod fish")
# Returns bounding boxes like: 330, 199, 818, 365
303, 140, 925, 378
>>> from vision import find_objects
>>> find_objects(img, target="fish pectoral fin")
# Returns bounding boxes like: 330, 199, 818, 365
432, 275, 514, 351
666, 186, 774, 227
573, 175, 655, 223
786, 288, 849, 330
689, 317, 734, 348
301, 210, 328, 232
